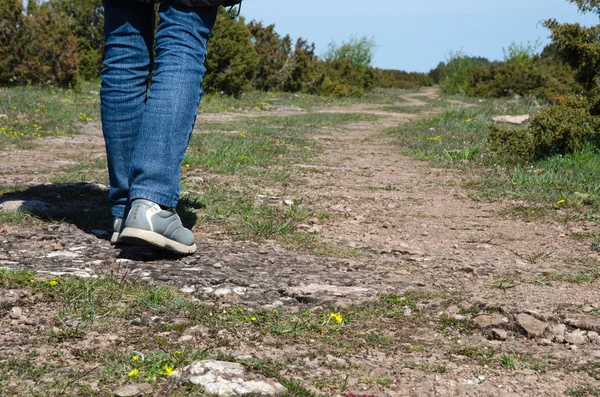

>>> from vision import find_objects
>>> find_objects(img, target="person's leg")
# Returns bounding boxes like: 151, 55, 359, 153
100, 0, 155, 219
128, 4, 218, 207
119, 4, 218, 254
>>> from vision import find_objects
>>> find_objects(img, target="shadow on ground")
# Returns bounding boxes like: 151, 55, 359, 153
0, 182, 200, 237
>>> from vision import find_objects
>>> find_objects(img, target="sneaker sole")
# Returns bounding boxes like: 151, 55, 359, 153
119, 227, 197, 254
110, 232, 120, 245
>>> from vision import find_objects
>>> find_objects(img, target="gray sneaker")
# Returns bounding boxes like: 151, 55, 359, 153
119, 199, 197, 254
110, 216, 123, 244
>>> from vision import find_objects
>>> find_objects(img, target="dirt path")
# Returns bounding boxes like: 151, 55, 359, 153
1, 89, 599, 396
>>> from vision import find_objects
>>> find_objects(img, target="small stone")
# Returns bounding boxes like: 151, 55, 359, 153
492, 114, 531, 125
538, 338, 552, 346
550, 324, 566, 337
516, 313, 547, 338
137, 383, 153, 394
213, 288, 231, 297
489, 328, 508, 341
472, 314, 509, 329
129, 317, 144, 326
113, 384, 141, 397
569, 344, 579, 351
565, 314, 600, 332
10, 319, 19, 327
179, 360, 286, 396
212, 262, 223, 269
46, 251, 79, 258
583, 305, 595, 314
9, 307, 22, 319
554, 335, 565, 344
565, 330, 588, 345
404, 308, 412, 317
178, 335, 195, 344
587, 331, 600, 344
180, 286, 196, 294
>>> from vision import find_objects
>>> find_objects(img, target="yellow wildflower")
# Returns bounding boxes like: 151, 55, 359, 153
557, 199, 566, 205
251, 317, 257, 322
329, 313, 343, 323
184, 163, 190, 168
49, 280, 58, 286
466, 119, 472, 123
162, 365, 174, 376
128, 368, 139, 377
175, 350, 182, 355
132, 355, 140, 361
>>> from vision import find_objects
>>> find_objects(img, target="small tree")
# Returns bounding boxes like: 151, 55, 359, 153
248, 21, 291, 91
503, 40, 541, 70
49, 0, 104, 81
204, 8, 259, 97
15, 2, 80, 87
323, 35, 376, 70
0, 0, 24, 85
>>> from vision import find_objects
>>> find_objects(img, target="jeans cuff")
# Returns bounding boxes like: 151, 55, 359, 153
129, 187, 179, 208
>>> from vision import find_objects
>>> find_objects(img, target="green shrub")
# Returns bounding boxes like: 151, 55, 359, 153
489, 95, 600, 162
48, 0, 104, 81
204, 8, 259, 98
438, 51, 474, 95
13, 2, 80, 88
0, 0, 23, 85
248, 21, 291, 91
488, 124, 535, 163
466, 61, 574, 99
376, 69, 433, 89
319, 59, 377, 97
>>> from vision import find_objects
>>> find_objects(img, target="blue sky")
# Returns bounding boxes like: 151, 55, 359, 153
241, 0, 599, 72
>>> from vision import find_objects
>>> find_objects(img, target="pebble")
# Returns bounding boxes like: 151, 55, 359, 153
9, 307, 22, 319
212, 262, 223, 269
565, 330, 588, 345
489, 329, 508, 341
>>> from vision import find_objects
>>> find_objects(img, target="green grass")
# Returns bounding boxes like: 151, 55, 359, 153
566, 385, 600, 397
385, 95, 600, 218
0, 82, 100, 148
187, 113, 379, 178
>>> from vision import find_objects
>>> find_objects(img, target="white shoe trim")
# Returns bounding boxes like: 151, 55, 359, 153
120, 227, 197, 254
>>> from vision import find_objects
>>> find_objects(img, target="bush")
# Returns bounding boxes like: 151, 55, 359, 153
376, 69, 433, 89
279, 38, 322, 93
466, 61, 574, 99
317, 36, 378, 97
489, 95, 600, 162
438, 51, 473, 95
204, 8, 259, 98
0, 0, 23, 85
10, 2, 79, 88
248, 21, 291, 91
319, 59, 377, 97
48, 0, 104, 81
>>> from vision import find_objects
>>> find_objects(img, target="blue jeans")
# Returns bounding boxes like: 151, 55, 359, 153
101, 1, 217, 218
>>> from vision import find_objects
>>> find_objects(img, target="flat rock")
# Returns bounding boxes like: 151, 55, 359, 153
516, 313, 547, 338
0, 199, 50, 212
492, 114, 531, 125
565, 329, 588, 345
472, 314, 508, 329
177, 360, 286, 396
565, 314, 600, 332
489, 328, 508, 341
113, 384, 141, 397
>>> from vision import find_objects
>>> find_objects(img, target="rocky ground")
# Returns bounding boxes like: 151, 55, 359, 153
0, 89, 599, 396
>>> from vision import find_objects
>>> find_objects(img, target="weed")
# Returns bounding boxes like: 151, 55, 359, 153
566, 385, 600, 397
